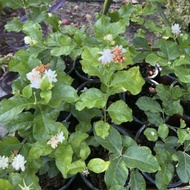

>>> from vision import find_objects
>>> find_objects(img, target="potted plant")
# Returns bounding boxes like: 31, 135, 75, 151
1, 0, 190, 189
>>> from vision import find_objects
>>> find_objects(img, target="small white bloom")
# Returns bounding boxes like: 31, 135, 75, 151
43, 69, 57, 83
0, 155, 9, 169
24, 36, 32, 45
171, 23, 181, 35
26, 68, 42, 89
47, 131, 65, 149
12, 154, 26, 171
104, 34, 113, 41
56, 131, 65, 143
47, 135, 59, 149
98, 49, 113, 64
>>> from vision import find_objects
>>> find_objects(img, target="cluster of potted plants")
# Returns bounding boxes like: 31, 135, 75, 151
1, 0, 190, 189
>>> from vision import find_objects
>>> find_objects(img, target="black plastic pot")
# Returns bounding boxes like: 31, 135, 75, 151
134, 125, 183, 189
58, 175, 76, 190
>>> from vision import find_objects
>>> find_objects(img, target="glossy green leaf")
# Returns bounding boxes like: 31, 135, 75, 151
22, 85, 32, 98
0, 136, 21, 156
123, 146, 160, 172
107, 100, 133, 124
28, 141, 52, 159
109, 67, 145, 95
158, 124, 169, 140
158, 39, 180, 60
95, 125, 122, 154
69, 131, 89, 150
130, 170, 146, 190
105, 157, 128, 188
68, 160, 86, 174
88, 158, 110, 173
76, 88, 107, 111
0, 179, 14, 190
40, 90, 52, 103
177, 151, 190, 183
0, 96, 34, 123
145, 52, 168, 67
5, 112, 33, 133
144, 128, 158, 142
55, 144, 73, 178
23, 21, 43, 43
46, 32, 76, 56
155, 164, 174, 190
174, 66, 190, 83
177, 128, 190, 144
5, 18, 23, 32
94, 121, 110, 139
136, 96, 162, 113
109, 185, 126, 190
79, 142, 91, 160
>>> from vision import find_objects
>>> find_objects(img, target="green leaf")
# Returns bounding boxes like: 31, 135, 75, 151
46, 32, 76, 56
55, 144, 73, 178
5, 112, 33, 133
0, 179, 14, 190
0, 136, 21, 156
107, 100, 133, 124
0, 96, 33, 123
174, 66, 190, 83
144, 128, 158, 142
5, 18, 23, 32
40, 90, 52, 103
136, 96, 163, 113
158, 124, 169, 139
155, 164, 174, 190
76, 88, 107, 111
145, 112, 164, 126
88, 158, 110, 173
177, 151, 190, 183
1, 0, 24, 8
158, 39, 180, 61
22, 85, 32, 98
94, 121, 110, 139
133, 37, 151, 51
79, 142, 91, 160
105, 157, 128, 188
95, 125, 122, 154
23, 21, 43, 43
40, 76, 51, 91
109, 67, 145, 95
145, 52, 168, 67
177, 128, 190, 144
123, 146, 160, 172
68, 160, 86, 174
69, 131, 89, 150
28, 142, 52, 159
130, 170, 146, 190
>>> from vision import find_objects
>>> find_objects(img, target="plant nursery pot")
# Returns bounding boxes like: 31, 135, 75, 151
134, 125, 183, 188
39, 173, 76, 190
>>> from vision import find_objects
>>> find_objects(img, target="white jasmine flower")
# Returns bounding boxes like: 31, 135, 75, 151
98, 49, 114, 64
171, 23, 181, 35
19, 179, 33, 190
0, 155, 9, 169
47, 131, 65, 149
24, 36, 32, 45
43, 69, 57, 83
56, 131, 65, 143
47, 135, 59, 149
26, 68, 42, 89
26, 65, 57, 89
12, 154, 26, 171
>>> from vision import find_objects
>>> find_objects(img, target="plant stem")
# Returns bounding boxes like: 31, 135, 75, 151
102, 0, 113, 15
